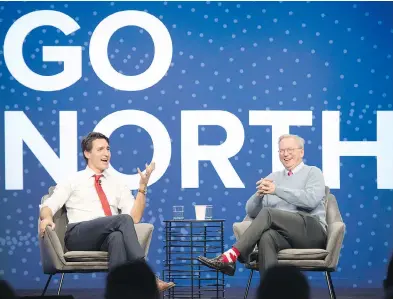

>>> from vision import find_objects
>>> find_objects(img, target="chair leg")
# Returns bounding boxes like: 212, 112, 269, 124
325, 271, 337, 299
41, 275, 53, 296
57, 273, 65, 295
244, 270, 254, 299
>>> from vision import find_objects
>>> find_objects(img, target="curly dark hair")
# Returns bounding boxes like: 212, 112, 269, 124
105, 260, 159, 299
81, 132, 110, 163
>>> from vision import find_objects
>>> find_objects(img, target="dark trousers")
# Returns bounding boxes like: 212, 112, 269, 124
234, 208, 327, 273
65, 214, 145, 270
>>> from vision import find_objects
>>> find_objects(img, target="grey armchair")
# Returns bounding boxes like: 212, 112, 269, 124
38, 186, 154, 295
233, 188, 345, 299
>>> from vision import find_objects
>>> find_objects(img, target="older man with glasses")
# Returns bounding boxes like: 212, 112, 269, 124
198, 134, 327, 276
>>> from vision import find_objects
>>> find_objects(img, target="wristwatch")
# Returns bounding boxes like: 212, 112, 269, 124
138, 187, 147, 195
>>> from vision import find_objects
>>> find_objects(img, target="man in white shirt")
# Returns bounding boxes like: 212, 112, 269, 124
39, 132, 174, 292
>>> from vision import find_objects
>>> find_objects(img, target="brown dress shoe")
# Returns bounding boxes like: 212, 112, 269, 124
156, 278, 176, 292
197, 255, 236, 276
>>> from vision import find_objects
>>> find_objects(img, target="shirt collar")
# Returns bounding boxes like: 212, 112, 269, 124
286, 162, 305, 176
84, 166, 109, 180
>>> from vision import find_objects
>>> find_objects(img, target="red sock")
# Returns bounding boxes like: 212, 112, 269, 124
222, 247, 240, 263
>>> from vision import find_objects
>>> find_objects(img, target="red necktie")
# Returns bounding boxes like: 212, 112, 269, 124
288, 170, 293, 176
94, 174, 112, 216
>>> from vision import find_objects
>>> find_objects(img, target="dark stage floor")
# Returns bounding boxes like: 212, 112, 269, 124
16, 288, 383, 299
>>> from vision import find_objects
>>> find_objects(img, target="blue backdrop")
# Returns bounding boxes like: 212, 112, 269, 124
0, 1, 392, 290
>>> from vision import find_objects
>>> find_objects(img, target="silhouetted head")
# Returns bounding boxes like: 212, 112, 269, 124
105, 260, 159, 299
257, 265, 310, 299
0, 280, 17, 299
384, 253, 393, 299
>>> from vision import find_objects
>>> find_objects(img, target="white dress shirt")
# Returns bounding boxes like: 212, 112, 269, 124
40, 166, 135, 224
285, 162, 305, 176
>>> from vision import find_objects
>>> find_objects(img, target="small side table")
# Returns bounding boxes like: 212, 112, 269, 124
163, 219, 225, 299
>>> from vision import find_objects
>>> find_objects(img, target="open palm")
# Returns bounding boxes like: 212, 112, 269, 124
138, 162, 156, 186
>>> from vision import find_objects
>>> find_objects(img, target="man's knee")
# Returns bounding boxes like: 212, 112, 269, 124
117, 214, 134, 224
258, 207, 273, 219
259, 207, 288, 221
261, 207, 273, 215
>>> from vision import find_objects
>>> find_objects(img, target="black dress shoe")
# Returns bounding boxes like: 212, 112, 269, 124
197, 255, 236, 276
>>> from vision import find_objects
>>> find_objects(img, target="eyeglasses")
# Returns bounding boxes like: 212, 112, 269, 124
278, 147, 302, 154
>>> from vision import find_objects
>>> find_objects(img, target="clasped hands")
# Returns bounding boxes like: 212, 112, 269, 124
256, 178, 276, 196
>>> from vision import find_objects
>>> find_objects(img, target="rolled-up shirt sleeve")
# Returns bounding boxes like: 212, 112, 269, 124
39, 180, 72, 216
118, 184, 135, 215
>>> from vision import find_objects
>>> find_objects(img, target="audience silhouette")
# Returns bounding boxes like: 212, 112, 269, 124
105, 260, 160, 299
256, 265, 310, 299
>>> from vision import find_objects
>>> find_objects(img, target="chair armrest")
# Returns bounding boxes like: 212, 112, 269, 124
135, 223, 154, 256
38, 226, 66, 274
325, 221, 345, 270
233, 221, 252, 241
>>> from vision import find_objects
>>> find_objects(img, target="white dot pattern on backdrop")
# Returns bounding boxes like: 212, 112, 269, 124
0, 1, 392, 289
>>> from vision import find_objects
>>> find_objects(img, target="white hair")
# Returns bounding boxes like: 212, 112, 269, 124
278, 134, 305, 149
